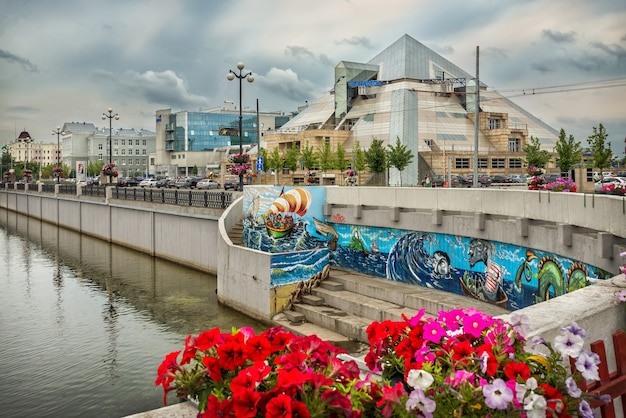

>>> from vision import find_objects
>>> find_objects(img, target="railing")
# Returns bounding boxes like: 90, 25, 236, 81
112, 187, 233, 209
572, 329, 626, 418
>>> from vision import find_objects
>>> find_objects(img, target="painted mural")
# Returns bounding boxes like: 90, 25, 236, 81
242, 186, 613, 313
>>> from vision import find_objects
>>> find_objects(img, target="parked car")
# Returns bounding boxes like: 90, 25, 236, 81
196, 179, 221, 190
509, 174, 525, 183
490, 175, 511, 184
173, 178, 192, 189
429, 175, 459, 188
155, 178, 169, 188
223, 178, 248, 190
166, 179, 178, 188
543, 174, 560, 184
116, 177, 140, 187
595, 176, 626, 193
139, 178, 158, 188
188, 177, 204, 188
468, 174, 492, 187
454, 175, 472, 187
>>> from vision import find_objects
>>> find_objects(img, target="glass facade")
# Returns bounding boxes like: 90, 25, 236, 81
167, 111, 258, 152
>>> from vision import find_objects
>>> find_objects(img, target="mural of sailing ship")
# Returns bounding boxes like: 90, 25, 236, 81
262, 188, 311, 239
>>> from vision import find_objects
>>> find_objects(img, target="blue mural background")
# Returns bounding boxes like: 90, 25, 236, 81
242, 186, 611, 311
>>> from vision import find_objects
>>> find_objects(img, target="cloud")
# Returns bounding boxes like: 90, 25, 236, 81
285, 46, 315, 60
120, 70, 208, 109
6, 105, 39, 114
257, 67, 318, 102
542, 29, 576, 43
0, 49, 39, 72
483, 47, 509, 59
335, 36, 376, 50
591, 41, 626, 63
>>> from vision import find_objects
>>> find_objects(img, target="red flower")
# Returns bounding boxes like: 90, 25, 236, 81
290, 400, 311, 418
231, 388, 261, 418
376, 382, 406, 418
265, 393, 293, 418
217, 336, 246, 370
450, 340, 475, 364
504, 360, 531, 381
202, 355, 223, 382
195, 328, 224, 351
244, 335, 272, 362
202, 395, 234, 417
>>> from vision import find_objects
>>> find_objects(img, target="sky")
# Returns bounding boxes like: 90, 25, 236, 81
1, 0, 625, 157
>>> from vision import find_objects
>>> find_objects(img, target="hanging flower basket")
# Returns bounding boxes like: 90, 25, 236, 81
101, 163, 119, 177
230, 163, 250, 176
229, 153, 250, 164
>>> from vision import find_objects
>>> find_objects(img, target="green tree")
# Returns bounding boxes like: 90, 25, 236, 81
300, 141, 318, 170
522, 135, 551, 168
266, 147, 284, 174
284, 144, 300, 172
365, 138, 388, 186
259, 148, 268, 171
87, 161, 104, 177
192, 165, 198, 176
352, 140, 367, 172
334, 143, 348, 172
318, 141, 334, 173
587, 123, 613, 171
387, 137, 414, 186
554, 128, 583, 176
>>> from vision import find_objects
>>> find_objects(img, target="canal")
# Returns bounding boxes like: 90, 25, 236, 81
0, 208, 267, 417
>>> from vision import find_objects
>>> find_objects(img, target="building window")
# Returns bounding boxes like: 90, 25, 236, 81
122, 159, 126, 165
455, 158, 470, 169
121, 149, 126, 155
121, 139, 126, 146
488, 119, 501, 129
142, 149, 146, 155
114, 139, 118, 146
98, 144, 102, 150
135, 149, 140, 155
98, 154, 103, 160
491, 158, 505, 168
478, 158, 488, 168
136, 159, 140, 165
509, 159, 522, 168
508, 138, 520, 152
135, 139, 140, 146
142, 139, 146, 146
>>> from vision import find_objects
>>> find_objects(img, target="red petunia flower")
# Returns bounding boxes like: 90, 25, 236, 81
504, 360, 531, 381
265, 393, 293, 418
231, 387, 260, 418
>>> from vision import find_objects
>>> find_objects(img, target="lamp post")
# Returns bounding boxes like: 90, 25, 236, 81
102, 108, 119, 183
227, 62, 254, 191
52, 127, 63, 181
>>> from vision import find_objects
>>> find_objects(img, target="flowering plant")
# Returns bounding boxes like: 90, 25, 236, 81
364, 308, 606, 417
52, 166, 64, 175
101, 163, 118, 177
527, 166, 545, 176
23, 169, 33, 178
545, 177, 577, 193
155, 326, 385, 417
229, 153, 250, 164
600, 183, 626, 196
528, 176, 546, 190
231, 163, 250, 176
346, 170, 356, 177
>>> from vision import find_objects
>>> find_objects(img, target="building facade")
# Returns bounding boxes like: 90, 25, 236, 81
5, 130, 60, 175
60, 122, 156, 177
264, 34, 563, 187
153, 102, 289, 178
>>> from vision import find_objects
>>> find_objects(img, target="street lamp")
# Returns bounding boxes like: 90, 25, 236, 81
227, 62, 254, 191
102, 108, 119, 183
52, 127, 63, 180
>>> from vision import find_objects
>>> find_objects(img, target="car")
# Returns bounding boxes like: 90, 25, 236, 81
468, 174, 492, 187
139, 178, 157, 188
490, 175, 511, 184
116, 177, 140, 187
595, 176, 626, 193
509, 174, 525, 183
173, 178, 192, 189
155, 178, 169, 188
196, 179, 221, 190
543, 174, 560, 184
188, 177, 204, 188
223, 178, 248, 190
454, 175, 472, 187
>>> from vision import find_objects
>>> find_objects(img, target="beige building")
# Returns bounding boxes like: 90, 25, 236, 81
6, 130, 60, 171
264, 34, 564, 186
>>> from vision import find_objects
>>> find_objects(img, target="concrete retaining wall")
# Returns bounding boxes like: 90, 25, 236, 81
0, 190, 221, 274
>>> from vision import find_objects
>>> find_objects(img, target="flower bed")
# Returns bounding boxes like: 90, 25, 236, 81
545, 177, 577, 193
156, 308, 606, 417
600, 183, 626, 196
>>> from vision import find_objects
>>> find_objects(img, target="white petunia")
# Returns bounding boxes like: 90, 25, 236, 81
406, 369, 434, 390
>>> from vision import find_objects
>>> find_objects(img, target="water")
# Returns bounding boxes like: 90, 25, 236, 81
0, 209, 266, 417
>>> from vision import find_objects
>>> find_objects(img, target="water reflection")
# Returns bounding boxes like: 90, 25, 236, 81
0, 208, 266, 417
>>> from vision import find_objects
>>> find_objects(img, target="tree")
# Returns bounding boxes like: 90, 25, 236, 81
522, 135, 551, 168
554, 128, 583, 176
300, 141, 318, 170
365, 138, 388, 186
318, 141, 334, 173
87, 161, 104, 177
352, 140, 367, 172
587, 123, 613, 171
334, 143, 348, 172
192, 165, 198, 176
387, 137, 414, 186
259, 148, 268, 171
266, 147, 284, 174
284, 144, 300, 172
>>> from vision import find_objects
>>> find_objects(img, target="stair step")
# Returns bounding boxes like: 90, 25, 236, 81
312, 287, 401, 322
293, 304, 372, 343
283, 310, 305, 323
320, 280, 344, 291
301, 294, 324, 306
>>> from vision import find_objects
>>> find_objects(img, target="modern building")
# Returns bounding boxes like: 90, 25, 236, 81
5, 130, 60, 174
60, 122, 156, 177
264, 34, 563, 186
153, 102, 290, 178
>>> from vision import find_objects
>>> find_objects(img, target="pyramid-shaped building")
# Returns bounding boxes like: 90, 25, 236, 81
266, 34, 559, 186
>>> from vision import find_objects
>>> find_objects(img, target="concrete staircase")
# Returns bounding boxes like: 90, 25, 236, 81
228, 221, 244, 246
272, 269, 510, 353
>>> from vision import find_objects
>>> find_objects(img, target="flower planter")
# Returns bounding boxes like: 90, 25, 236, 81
233, 157, 249, 164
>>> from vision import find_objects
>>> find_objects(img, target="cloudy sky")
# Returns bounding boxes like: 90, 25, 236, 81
1, 0, 625, 156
